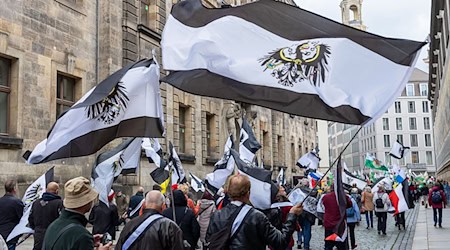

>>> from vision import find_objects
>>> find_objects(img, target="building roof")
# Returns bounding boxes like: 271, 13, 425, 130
409, 68, 428, 82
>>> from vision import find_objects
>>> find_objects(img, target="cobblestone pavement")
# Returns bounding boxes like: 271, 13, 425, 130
294, 204, 419, 250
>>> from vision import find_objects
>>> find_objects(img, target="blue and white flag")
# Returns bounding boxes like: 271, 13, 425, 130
392, 164, 407, 183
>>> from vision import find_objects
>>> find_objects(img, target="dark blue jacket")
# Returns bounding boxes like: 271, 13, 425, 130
0, 194, 24, 244
128, 191, 144, 219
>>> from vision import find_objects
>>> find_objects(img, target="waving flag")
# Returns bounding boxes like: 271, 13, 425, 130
239, 119, 261, 163
388, 183, 409, 215
230, 149, 277, 210
162, 0, 425, 125
296, 151, 320, 170
169, 141, 186, 184
25, 59, 164, 164
7, 168, 54, 242
205, 135, 235, 193
277, 168, 286, 186
143, 138, 170, 184
92, 138, 141, 206
365, 153, 388, 171
343, 169, 367, 190
325, 158, 347, 242
190, 173, 205, 193
389, 140, 410, 159
392, 164, 407, 183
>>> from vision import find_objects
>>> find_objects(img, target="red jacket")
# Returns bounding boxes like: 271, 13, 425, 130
428, 186, 447, 209
322, 192, 352, 230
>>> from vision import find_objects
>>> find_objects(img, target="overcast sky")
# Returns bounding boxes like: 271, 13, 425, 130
293, 0, 431, 72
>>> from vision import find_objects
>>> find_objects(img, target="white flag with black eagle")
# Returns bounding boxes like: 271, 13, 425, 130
205, 134, 235, 194
239, 119, 261, 163
190, 173, 205, 193
230, 149, 278, 210
389, 140, 410, 159
7, 168, 54, 242
92, 138, 142, 206
25, 58, 165, 164
296, 151, 320, 170
169, 141, 186, 185
161, 0, 425, 125
143, 138, 170, 184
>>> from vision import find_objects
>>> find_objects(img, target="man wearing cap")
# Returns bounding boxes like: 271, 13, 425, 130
116, 190, 184, 250
42, 177, 112, 250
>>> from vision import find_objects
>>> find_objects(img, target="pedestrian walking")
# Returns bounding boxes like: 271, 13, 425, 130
196, 191, 216, 250
420, 184, 429, 208
128, 186, 144, 219
428, 183, 447, 228
206, 174, 303, 250
42, 177, 111, 250
361, 186, 374, 229
28, 182, 64, 250
163, 190, 200, 250
443, 181, 450, 205
0, 180, 24, 250
89, 190, 122, 241
373, 185, 390, 235
116, 190, 184, 250
347, 193, 361, 250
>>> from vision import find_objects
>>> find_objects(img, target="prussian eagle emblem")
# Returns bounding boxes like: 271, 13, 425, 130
85, 83, 129, 124
259, 41, 331, 87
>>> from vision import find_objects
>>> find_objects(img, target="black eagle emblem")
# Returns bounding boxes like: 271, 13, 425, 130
259, 41, 331, 87
24, 183, 43, 209
86, 83, 129, 124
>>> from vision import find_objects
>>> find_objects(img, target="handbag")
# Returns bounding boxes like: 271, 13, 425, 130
360, 206, 367, 214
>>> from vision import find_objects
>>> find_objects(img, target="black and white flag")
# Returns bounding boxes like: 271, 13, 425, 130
25, 59, 165, 164
7, 168, 54, 242
143, 138, 170, 184
296, 151, 320, 170
169, 141, 186, 185
205, 134, 235, 193
190, 173, 205, 193
389, 140, 410, 159
343, 169, 367, 190
92, 138, 141, 206
230, 149, 277, 210
277, 168, 286, 186
239, 119, 261, 163
162, 0, 425, 125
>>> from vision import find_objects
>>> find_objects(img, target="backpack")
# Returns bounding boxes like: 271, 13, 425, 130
431, 191, 443, 204
346, 206, 355, 217
375, 195, 384, 209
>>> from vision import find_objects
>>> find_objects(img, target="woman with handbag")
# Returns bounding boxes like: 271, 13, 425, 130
361, 186, 374, 229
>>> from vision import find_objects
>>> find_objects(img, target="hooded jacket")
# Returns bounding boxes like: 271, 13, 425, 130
197, 199, 216, 243
162, 190, 200, 250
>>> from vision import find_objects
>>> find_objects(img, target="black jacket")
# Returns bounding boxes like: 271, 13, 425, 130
128, 191, 144, 219
89, 202, 120, 240
162, 190, 200, 250
206, 203, 297, 250
29, 192, 63, 250
116, 209, 184, 250
0, 194, 24, 244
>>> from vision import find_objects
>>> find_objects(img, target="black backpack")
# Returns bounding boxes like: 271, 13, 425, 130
431, 191, 443, 204
208, 205, 246, 250
375, 195, 384, 209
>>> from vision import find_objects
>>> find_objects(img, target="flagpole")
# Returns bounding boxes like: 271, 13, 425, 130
300, 125, 363, 204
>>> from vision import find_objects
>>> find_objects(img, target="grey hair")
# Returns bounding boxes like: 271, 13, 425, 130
146, 190, 165, 207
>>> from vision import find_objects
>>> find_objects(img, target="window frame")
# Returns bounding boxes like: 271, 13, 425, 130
411, 151, 419, 164
382, 118, 389, 130
425, 134, 432, 147
56, 73, 77, 119
406, 84, 415, 96
396, 117, 402, 130
383, 134, 390, 148
0, 57, 11, 135
423, 117, 430, 130
419, 83, 428, 96
178, 106, 186, 153
409, 117, 417, 130
422, 101, 429, 113
426, 151, 433, 165
410, 134, 418, 147
394, 101, 401, 113
408, 101, 416, 113
206, 113, 213, 157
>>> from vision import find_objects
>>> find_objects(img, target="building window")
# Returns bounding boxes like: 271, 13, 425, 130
396, 118, 402, 130
406, 84, 414, 96
140, 0, 158, 31
409, 118, 417, 130
410, 134, 418, 147
0, 57, 11, 135
384, 135, 390, 147
395, 101, 401, 113
385, 152, 391, 164
411, 151, 419, 163
423, 117, 430, 130
397, 134, 403, 144
426, 151, 433, 165
179, 106, 186, 153
425, 134, 432, 147
422, 101, 429, 113
56, 74, 76, 118
408, 101, 415, 113
419, 83, 428, 96
206, 114, 213, 156
382, 118, 389, 130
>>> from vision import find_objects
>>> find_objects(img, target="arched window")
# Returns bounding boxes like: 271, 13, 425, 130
349, 5, 359, 21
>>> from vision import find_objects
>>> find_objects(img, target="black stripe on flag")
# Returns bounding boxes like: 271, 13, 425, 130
333, 158, 348, 241
241, 119, 261, 154
150, 167, 170, 184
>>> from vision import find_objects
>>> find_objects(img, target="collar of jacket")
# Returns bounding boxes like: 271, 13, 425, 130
42, 192, 61, 201
60, 209, 88, 227
142, 208, 160, 216
136, 191, 144, 197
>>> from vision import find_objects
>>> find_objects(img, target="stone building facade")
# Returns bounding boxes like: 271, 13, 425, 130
0, 0, 316, 195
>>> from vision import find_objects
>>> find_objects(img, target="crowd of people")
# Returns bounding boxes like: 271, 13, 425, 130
0, 176, 448, 250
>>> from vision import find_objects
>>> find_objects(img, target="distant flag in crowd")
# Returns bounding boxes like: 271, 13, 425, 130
343, 169, 367, 190
296, 151, 320, 170
25, 59, 165, 164
230, 149, 278, 210
389, 140, 410, 159
92, 138, 141, 206
392, 164, 407, 184
388, 183, 409, 215
371, 177, 393, 193
190, 173, 205, 193
143, 138, 170, 185
162, 0, 425, 125
160, 171, 172, 195
365, 153, 388, 171
169, 141, 186, 184
7, 168, 54, 242
277, 168, 286, 186
325, 158, 347, 242
205, 135, 235, 194
239, 119, 261, 163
